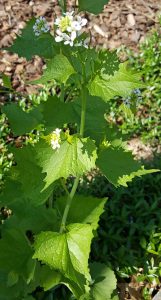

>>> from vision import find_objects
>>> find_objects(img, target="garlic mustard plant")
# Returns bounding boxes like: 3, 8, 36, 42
1, 0, 159, 299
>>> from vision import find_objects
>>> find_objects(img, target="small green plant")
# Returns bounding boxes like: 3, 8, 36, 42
0, 1, 159, 299
108, 24, 161, 143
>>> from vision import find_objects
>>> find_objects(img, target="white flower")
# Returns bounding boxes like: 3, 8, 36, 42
33, 17, 50, 36
54, 12, 88, 47
50, 128, 61, 150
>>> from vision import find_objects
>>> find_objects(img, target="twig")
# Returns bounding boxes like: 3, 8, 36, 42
125, 4, 156, 22
139, 0, 155, 16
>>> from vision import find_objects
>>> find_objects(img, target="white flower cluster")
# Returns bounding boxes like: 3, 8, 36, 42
50, 128, 61, 150
33, 16, 50, 36
54, 11, 88, 47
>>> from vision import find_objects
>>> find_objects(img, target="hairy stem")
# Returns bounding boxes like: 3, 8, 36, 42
59, 87, 87, 233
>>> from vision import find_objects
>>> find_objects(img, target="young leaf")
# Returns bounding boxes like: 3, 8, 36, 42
78, 0, 109, 14
35, 136, 97, 189
97, 145, 159, 187
88, 63, 145, 102
90, 262, 118, 300
2, 103, 43, 135
56, 195, 107, 230
4, 19, 56, 60
32, 54, 75, 84
33, 223, 93, 287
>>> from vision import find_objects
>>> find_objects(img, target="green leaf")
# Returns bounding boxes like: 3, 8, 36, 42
3, 202, 58, 234
0, 271, 20, 300
12, 145, 54, 204
0, 179, 22, 208
0, 266, 39, 300
40, 266, 62, 291
56, 195, 107, 230
88, 63, 145, 102
35, 136, 97, 189
1, 73, 12, 89
7, 271, 19, 287
90, 263, 118, 300
39, 265, 88, 299
118, 167, 159, 187
42, 96, 77, 132
0, 145, 54, 207
40, 265, 88, 299
97, 50, 120, 76
97, 146, 159, 187
33, 54, 75, 84
33, 224, 93, 292
73, 95, 108, 143
0, 229, 34, 279
2, 103, 43, 135
23, 297, 35, 300
43, 95, 109, 142
4, 19, 56, 60
78, 0, 109, 14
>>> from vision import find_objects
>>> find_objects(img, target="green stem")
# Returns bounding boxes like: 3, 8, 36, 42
60, 83, 65, 102
64, 0, 67, 12
80, 87, 87, 136
48, 192, 53, 208
59, 176, 80, 233
58, 0, 66, 12
61, 178, 70, 196
59, 87, 87, 233
48, 292, 53, 300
